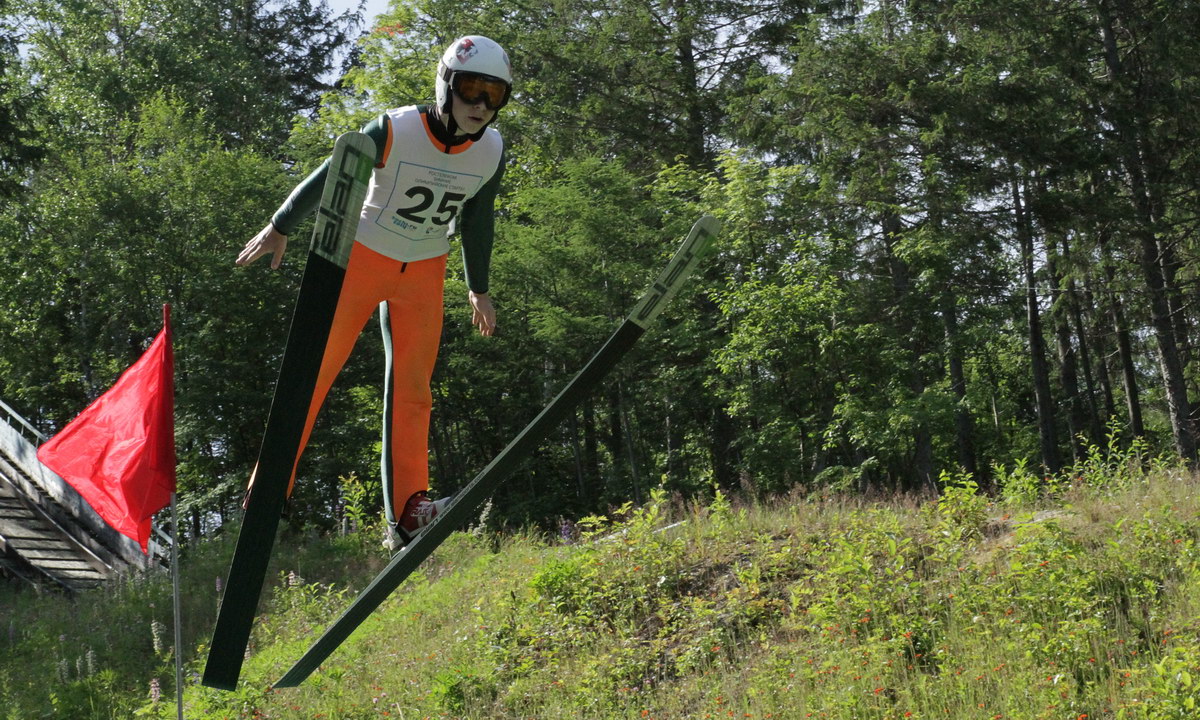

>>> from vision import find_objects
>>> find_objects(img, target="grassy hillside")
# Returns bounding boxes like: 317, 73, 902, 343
4, 447, 1200, 719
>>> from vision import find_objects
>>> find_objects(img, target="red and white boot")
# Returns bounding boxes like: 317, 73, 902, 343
383, 491, 453, 552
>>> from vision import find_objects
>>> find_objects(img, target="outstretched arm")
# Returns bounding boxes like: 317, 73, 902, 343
238, 114, 390, 269
237, 223, 289, 269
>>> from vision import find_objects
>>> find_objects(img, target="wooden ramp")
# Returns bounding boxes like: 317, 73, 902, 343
0, 399, 157, 592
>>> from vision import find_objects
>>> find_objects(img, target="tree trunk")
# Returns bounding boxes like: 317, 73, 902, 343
583, 398, 601, 500
709, 406, 738, 492
617, 383, 643, 505
1070, 271, 1108, 441
1013, 170, 1061, 473
882, 211, 934, 492
669, 0, 710, 170
568, 410, 586, 501
942, 292, 979, 481
1095, 0, 1196, 461
1104, 265, 1145, 438
1136, 228, 1194, 460
605, 387, 625, 495
665, 404, 685, 488
1046, 235, 1088, 461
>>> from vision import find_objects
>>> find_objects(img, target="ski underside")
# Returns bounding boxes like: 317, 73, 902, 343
202, 132, 375, 690
273, 213, 721, 688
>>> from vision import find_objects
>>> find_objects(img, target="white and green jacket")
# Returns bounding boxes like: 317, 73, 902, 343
271, 105, 505, 293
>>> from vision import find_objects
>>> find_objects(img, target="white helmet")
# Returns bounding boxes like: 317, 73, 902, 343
435, 35, 513, 119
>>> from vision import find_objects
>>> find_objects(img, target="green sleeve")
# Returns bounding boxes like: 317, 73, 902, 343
270, 114, 390, 236
459, 147, 505, 294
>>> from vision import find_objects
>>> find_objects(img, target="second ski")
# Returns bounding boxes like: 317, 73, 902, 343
274, 213, 721, 688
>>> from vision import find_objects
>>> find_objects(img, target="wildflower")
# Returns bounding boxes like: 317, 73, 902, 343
150, 678, 161, 704
151, 620, 165, 655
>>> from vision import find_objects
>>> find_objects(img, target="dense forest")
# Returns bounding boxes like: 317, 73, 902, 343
1, 0, 1198, 540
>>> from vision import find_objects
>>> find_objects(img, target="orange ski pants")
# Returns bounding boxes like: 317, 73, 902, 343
281, 241, 446, 522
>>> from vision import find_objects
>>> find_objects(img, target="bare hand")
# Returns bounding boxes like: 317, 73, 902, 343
469, 291, 496, 336
237, 223, 288, 269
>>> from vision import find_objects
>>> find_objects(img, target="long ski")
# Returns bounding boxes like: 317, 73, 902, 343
202, 132, 375, 690
274, 214, 721, 688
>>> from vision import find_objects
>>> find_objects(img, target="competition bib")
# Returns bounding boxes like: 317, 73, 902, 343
371, 161, 485, 242
355, 105, 503, 262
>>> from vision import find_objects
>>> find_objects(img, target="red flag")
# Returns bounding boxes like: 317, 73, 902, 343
38, 305, 177, 553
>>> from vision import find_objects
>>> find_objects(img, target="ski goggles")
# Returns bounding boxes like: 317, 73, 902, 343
451, 72, 512, 111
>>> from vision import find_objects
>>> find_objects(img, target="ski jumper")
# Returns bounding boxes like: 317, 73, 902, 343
266, 105, 504, 524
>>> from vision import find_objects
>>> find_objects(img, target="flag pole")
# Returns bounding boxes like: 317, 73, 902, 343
163, 304, 183, 720
171, 492, 183, 720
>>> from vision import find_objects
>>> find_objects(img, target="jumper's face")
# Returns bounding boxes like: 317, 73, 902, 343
450, 94, 495, 136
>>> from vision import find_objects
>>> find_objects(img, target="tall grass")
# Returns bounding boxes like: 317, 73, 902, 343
4, 440, 1200, 719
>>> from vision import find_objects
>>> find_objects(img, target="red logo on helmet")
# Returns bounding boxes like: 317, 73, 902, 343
455, 38, 478, 64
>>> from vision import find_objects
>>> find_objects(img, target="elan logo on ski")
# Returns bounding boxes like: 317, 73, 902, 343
633, 219, 719, 328
313, 141, 373, 268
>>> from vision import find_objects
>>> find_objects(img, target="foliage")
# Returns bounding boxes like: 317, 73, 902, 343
3, 453, 1200, 719
5, 3, 1200, 716
3, 0, 1200, 553
0, 3, 44, 198
15, 0, 361, 152
337, 471, 378, 534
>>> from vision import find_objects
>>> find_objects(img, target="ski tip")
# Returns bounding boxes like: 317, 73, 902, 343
627, 213, 722, 330
333, 130, 375, 157
273, 663, 313, 688
692, 214, 722, 258
334, 130, 373, 144
333, 131, 376, 180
